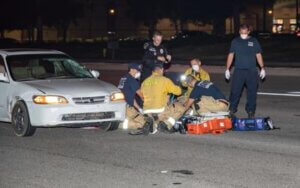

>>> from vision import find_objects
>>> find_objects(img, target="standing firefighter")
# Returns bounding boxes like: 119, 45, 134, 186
225, 24, 266, 118
141, 31, 171, 82
141, 64, 185, 134
118, 63, 148, 131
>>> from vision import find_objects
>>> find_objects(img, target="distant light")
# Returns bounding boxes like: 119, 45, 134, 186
109, 9, 115, 15
268, 10, 273, 15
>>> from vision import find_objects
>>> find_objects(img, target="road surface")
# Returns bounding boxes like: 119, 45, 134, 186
1, 72, 299, 188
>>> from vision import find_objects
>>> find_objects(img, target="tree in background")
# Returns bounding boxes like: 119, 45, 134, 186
126, 0, 165, 39
126, 0, 276, 36
126, 0, 234, 36
0, 0, 84, 42
44, 0, 84, 42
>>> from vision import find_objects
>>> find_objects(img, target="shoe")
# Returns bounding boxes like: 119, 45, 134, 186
157, 122, 175, 134
143, 117, 154, 135
129, 117, 153, 136
248, 112, 255, 118
128, 129, 145, 135
178, 123, 186, 134
229, 111, 236, 119
229, 110, 237, 118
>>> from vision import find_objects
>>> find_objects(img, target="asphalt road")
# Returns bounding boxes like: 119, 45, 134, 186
1, 72, 300, 188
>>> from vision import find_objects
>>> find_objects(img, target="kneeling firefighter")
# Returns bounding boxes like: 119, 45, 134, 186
118, 63, 151, 133
183, 75, 230, 114
141, 63, 185, 134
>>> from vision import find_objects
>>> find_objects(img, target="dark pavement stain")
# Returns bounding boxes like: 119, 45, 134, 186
172, 170, 194, 175
173, 182, 182, 185
294, 114, 300, 117
152, 183, 157, 186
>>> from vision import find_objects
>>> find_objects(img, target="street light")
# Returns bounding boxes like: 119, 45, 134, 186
268, 10, 273, 15
109, 8, 115, 15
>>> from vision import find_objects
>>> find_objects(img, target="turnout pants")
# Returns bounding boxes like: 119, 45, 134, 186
197, 96, 229, 113
229, 69, 258, 113
126, 106, 145, 129
159, 102, 186, 129
144, 102, 186, 130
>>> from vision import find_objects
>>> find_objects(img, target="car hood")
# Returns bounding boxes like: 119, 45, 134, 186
24, 78, 118, 97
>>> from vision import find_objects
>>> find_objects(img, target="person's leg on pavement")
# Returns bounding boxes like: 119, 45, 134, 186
245, 69, 258, 117
229, 69, 246, 114
158, 103, 185, 131
126, 106, 145, 129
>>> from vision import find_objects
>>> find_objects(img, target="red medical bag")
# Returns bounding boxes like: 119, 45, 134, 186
186, 118, 232, 135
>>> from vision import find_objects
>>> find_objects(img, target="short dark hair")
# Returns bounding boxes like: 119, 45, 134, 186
240, 24, 250, 30
153, 31, 163, 37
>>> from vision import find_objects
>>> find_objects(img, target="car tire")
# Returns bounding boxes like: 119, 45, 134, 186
12, 101, 36, 137
99, 121, 120, 131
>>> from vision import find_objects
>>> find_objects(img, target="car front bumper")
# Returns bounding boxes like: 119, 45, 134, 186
26, 101, 126, 127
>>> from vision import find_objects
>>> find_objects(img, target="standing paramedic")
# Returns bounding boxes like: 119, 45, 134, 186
141, 31, 171, 82
225, 24, 266, 118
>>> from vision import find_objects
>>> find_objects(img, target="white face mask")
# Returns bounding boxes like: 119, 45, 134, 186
134, 72, 141, 79
240, 34, 248, 40
192, 65, 200, 72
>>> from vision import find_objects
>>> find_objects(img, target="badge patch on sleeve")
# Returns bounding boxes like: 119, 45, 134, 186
197, 80, 213, 89
118, 77, 127, 89
160, 48, 164, 54
248, 42, 254, 47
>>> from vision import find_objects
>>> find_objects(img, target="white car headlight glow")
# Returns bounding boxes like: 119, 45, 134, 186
110, 92, 125, 102
33, 95, 68, 105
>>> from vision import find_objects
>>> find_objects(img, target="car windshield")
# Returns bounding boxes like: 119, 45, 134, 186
6, 54, 93, 81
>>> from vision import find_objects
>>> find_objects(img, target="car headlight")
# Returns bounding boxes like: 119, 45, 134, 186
110, 92, 125, 102
33, 95, 68, 105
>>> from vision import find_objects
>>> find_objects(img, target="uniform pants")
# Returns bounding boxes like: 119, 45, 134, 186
126, 106, 145, 129
229, 69, 258, 113
177, 95, 188, 105
197, 96, 229, 113
158, 102, 186, 129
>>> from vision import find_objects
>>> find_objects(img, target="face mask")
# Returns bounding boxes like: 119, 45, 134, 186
134, 72, 141, 79
240, 34, 248, 40
192, 65, 200, 72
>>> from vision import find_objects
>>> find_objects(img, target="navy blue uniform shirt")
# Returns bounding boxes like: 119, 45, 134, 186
141, 42, 169, 81
230, 36, 262, 70
189, 81, 226, 101
143, 42, 168, 62
118, 73, 140, 107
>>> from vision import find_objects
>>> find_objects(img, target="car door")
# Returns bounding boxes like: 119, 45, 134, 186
0, 55, 10, 121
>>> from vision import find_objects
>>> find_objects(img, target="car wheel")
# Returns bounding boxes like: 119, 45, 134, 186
99, 121, 120, 131
12, 101, 36, 137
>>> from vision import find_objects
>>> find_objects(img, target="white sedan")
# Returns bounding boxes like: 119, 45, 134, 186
0, 49, 126, 137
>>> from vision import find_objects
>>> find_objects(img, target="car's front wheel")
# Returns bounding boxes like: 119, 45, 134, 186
98, 121, 120, 131
12, 101, 36, 137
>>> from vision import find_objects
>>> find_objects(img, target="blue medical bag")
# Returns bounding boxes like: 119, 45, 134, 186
232, 117, 274, 131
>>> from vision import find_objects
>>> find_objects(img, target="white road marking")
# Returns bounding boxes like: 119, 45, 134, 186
288, 92, 300, 94
257, 92, 300, 97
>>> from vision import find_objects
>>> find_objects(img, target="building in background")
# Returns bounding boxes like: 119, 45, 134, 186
273, 0, 299, 33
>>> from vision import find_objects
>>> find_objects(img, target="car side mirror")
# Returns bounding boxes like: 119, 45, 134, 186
0, 73, 9, 82
90, 70, 100, 78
